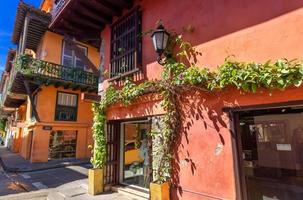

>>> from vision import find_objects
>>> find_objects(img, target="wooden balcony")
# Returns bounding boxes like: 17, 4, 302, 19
1, 54, 98, 109
2, 54, 99, 109
17, 55, 98, 87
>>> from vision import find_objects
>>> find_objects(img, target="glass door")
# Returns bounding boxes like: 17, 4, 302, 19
238, 109, 303, 200
121, 121, 151, 188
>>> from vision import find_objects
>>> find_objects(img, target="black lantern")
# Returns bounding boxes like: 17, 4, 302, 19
151, 24, 170, 62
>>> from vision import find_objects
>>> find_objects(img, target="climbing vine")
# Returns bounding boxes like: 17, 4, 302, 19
91, 24, 303, 183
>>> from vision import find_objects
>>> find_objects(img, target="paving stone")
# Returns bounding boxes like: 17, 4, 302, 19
60, 186, 86, 198
32, 182, 48, 190
20, 174, 31, 179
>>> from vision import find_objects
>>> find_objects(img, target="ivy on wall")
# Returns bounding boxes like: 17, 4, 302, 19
91, 26, 303, 183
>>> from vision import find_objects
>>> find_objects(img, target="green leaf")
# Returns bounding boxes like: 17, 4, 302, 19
294, 79, 302, 87
251, 83, 257, 93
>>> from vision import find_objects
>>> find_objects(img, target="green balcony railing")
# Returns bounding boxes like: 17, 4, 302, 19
15, 55, 99, 87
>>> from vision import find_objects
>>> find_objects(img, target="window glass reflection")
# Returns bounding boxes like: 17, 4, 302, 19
123, 122, 151, 188
240, 112, 303, 200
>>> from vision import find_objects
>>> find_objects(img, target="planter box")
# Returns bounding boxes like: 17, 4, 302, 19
88, 168, 104, 195
150, 182, 170, 200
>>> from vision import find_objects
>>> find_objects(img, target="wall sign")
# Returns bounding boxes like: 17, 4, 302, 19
43, 126, 52, 131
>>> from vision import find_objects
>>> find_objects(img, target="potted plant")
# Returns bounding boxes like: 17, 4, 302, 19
88, 120, 107, 196
150, 181, 170, 200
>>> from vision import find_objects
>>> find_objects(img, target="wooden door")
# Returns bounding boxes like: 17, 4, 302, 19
104, 121, 120, 186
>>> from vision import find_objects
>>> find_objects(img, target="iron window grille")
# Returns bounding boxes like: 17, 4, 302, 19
55, 92, 78, 121
110, 7, 142, 78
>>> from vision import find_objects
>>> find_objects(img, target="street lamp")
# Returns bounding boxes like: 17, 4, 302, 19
151, 24, 170, 64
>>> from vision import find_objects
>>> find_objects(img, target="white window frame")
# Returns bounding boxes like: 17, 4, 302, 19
61, 41, 88, 69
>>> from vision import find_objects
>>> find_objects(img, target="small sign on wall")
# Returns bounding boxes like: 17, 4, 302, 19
43, 126, 52, 131
276, 144, 292, 151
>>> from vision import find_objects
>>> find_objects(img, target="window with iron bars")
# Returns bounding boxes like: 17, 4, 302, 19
55, 92, 78, 121
110, 7, 142, 79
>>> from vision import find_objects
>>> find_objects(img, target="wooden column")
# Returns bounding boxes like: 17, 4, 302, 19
18, 31, 23, 55
21, 15, 30, 54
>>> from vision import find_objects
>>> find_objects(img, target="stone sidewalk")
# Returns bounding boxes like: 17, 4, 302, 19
47, 179, 136, 200
0, 147, 90, 172
0, 178, 141, 200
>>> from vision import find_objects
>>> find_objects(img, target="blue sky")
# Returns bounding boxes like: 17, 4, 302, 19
0, 0, 41, 71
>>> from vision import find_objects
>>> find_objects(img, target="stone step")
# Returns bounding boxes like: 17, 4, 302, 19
112, 185, 149, 200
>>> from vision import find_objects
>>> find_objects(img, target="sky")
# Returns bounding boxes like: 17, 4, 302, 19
0, 0, 41, 71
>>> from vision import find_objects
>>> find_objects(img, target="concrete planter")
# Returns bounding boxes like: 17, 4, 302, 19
150, 182, 170, 200
88, 168, 104, 195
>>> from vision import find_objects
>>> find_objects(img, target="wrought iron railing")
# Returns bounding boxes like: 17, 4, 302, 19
51, 0, 66, 19
55, 105, 77, 121
15, 55, 99, 87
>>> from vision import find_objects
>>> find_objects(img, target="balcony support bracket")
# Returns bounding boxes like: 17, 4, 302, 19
24, 80, 40, 122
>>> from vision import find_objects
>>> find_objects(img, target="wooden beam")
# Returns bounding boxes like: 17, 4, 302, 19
110, 0, 133, 9
76, 3, 112, 24
69, 13, 103, 31
86, 0, 121, 16
24, 80, 40, 122
59, 20, 101, 38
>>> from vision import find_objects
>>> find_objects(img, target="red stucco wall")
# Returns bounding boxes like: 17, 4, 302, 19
103, 0, 303, 199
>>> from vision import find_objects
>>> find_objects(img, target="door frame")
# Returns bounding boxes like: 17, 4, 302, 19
231, 111, 248, 200
119, 119, 151, 191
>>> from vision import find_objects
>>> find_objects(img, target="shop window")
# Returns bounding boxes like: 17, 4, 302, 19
48, 130, 77, 159
238, 108, 303, 199
110, 8, 142, 78
122, 121, 151, 188
55, 92, 78, 121
62, 41, 88, 69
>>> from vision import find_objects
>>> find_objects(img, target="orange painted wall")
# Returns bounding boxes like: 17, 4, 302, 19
101, 0, 303, 199
12, 105, 27, 153
35, 85, 93, 123
24, 85, 94, 162
40, 0, 53, 13
12, 128, 22, 153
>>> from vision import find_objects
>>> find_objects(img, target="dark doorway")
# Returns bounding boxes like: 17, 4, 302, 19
26, 131, 33, 160
236, 107, 303, 200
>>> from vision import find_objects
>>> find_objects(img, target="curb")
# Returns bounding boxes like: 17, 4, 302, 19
0, 157, 91, 173
0, 189, 53, 200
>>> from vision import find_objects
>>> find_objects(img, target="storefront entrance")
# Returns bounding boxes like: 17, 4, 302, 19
48, 130, 77, 160
120, 120, 152, 189
236, 107, 303, 200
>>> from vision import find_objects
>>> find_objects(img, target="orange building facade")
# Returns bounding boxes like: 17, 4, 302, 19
0, 2, 100, 163
3, 0, 303, 199
92, 1, 303, 199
